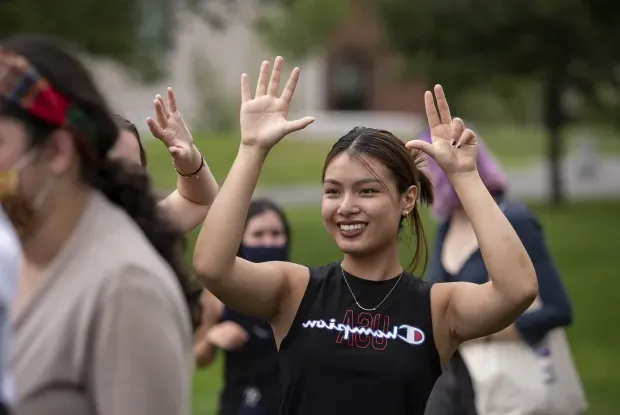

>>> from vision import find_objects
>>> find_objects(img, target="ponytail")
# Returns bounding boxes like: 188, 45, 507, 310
405, 150, 435, 275
82, 159, 203, 330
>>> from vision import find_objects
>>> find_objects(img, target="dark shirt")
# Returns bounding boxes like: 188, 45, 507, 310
426, 199, 573, 346
278, 262, 441, 414
218, 309, 281, 415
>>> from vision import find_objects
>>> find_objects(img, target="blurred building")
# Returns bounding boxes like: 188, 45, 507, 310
89, 0, 425, 139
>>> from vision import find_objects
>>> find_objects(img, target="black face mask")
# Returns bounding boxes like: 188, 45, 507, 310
238, 245, 288, 263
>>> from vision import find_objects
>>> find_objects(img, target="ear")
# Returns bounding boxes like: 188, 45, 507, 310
401, 185, 418, 216
44, 130, 78, 175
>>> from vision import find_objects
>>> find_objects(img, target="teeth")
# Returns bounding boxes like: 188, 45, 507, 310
340, 224, 366, 231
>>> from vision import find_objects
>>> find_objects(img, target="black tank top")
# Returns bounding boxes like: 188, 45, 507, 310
278, 261, 441, 415
218, 308, 281, 415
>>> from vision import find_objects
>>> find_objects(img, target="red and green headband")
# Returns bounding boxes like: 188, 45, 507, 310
0, 47, 98, 152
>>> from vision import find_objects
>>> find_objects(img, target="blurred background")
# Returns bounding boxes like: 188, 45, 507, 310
2, 0, 619, 413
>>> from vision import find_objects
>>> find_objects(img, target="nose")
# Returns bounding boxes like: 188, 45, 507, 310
336, 193, 361, 217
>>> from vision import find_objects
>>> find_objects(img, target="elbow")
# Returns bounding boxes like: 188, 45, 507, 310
523, 273, 539, 307
193, 251, 231, 284
517, 268, 539, 310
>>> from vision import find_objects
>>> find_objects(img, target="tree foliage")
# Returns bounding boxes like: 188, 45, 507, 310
373, 0, 620, 203
0, 0, 231, 81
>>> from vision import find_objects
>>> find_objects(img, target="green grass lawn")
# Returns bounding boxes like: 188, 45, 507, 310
187, 200, 620, 415
144, 124, 620, 190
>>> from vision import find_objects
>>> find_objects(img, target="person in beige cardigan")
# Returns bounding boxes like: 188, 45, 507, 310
0, 34, 199, 415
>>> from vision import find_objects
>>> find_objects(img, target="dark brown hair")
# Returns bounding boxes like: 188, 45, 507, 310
1, 34, 202, 330
114, 114, 147, 167
321, 127, 434, 274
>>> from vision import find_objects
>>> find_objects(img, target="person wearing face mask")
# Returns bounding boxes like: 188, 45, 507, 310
194, 198, 291, 415
0, 35, 198, 415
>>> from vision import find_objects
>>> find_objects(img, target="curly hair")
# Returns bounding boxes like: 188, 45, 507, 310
1, 34, 202, 330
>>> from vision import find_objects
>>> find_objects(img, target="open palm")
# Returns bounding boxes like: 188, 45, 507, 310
146, 87, 194, 160
239, 57, 314, 150
406, 85, 478, 174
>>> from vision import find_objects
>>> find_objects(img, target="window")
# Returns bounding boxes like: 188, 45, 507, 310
327, 49, 373, 111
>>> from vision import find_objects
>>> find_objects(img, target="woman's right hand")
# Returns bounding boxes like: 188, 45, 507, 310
239, 56, 314, 151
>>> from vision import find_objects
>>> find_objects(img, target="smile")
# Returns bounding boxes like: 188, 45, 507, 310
339, 223, 366, 231
338, 222, 367, 238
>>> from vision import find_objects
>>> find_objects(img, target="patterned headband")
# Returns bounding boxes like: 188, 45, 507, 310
0, 47, 98, 154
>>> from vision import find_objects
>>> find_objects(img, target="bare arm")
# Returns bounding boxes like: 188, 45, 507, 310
158, 189, 212, 233
148, 88, 219, 233
193, 146, 306, 321
408, 85, 537, 360
193, 57, 313, 324
193, 290, 223, 367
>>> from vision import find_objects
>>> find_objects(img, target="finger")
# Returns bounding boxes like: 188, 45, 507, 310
284, 116, 314, 135
146, 117, 165, 139
154, 99, 168, 128
156, 94, 170, 118
256, 60, 270, 97
424, 91, 440, 130
434, 84, 451, 125
451, 118, 465, 146
405, 139, 435, 159
280, 67, 300, 104
240, 73, 250, 102
268, 56, 283, 96
167, 87, 177, 113
456, 128, 476, 148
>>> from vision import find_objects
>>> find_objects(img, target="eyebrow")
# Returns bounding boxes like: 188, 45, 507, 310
323, 178, 382, 186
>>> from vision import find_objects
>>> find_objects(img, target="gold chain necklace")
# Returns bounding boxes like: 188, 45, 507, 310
340, 265, 403, 312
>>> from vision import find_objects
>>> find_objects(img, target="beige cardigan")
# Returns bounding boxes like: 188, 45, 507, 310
11, 191, 193, 415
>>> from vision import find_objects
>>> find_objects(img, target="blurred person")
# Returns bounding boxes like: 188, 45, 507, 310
0, 35, 199, 414
422, 132, 576, 415
110, 88, 219, 233
193, 56, 538, 414
0, 206, 18, 414
195, 198, 291, 415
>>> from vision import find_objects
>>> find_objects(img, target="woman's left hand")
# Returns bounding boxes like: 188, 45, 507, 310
147, 87, 201, 173
406, 85, 477, 175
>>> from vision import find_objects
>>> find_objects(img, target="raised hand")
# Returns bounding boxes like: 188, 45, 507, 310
239, 56, 314, 150
406, 85, 477, 175
146, 87, 200, 172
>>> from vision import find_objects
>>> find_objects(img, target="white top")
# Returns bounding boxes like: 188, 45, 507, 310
0, 207, 19, 404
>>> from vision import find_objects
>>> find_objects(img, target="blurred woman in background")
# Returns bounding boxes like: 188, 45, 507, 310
195, 198, 291, 415
422, 132, 576, 415
0, 35, 198, 414
110, 87, 219, 233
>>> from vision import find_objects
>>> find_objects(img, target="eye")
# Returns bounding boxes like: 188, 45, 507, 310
360, 188, 379, 195
324, 188, 339, 195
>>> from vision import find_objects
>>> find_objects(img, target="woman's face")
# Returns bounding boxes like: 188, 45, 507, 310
242, 210, 287, 248
108, 129, 142, 166
321, 153, 415, 257
0, 116, 80, 238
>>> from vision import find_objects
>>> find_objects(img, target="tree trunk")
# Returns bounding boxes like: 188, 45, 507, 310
542, 73, 567, 206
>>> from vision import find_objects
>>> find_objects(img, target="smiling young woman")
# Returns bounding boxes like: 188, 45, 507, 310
193, 56, 538, 415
